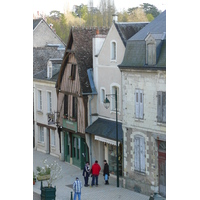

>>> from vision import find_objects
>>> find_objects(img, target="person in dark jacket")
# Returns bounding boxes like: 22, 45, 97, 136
103, 160, 110, 185
82, 161, 90, 187
91, 160, 101, 186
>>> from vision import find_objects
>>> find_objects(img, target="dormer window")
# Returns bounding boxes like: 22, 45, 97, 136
145, 34, 156, 65
47, 61, 52, 78
111, 41, 117, 61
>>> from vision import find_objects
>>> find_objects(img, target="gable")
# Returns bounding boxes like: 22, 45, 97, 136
98, 24, 126, 66
33, 19, 65, 48
56, 27, 109, 94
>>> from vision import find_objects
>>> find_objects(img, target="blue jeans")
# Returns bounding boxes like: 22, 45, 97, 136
74, 192, 81, 200
92, 175, 98, 185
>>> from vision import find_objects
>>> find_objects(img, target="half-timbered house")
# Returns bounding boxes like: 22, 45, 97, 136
56, 27, 109, 169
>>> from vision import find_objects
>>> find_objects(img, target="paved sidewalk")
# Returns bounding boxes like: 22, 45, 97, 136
33, 150, 149, 200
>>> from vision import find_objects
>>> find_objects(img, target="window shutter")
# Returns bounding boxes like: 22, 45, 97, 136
64, 95, 68, 115
140, 137, 145, 172
134, 137, 140, 171
139, 90, 144, 119
162, 92, 166, 122
157, 91, 162, 122
47, 92, 50, 113
135, 89, 139, 118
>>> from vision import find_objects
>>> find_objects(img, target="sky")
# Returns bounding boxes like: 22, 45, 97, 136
33, 0, 166, 16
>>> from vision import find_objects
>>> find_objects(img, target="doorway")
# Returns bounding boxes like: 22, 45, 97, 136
158, 141, 166, 198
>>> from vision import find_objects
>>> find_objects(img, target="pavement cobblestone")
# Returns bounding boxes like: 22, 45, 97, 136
33, 149, 149, 200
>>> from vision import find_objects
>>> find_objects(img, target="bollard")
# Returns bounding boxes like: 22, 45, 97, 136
70, 191, 73, 200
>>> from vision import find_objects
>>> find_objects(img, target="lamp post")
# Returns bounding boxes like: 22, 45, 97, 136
103, 88, 119, 187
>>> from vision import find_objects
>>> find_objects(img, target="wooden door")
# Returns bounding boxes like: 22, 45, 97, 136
158, 141, 166, 198
64, 132, 70, 162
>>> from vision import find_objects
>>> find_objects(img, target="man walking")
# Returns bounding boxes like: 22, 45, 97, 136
82, 161, 90, 186
103, 160, 110, 185
73, 177, 82, 200
91, 160, 101, 186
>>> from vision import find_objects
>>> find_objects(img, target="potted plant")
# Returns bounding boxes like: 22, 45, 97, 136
36, 159, 62, 200
33, 171, 36, 185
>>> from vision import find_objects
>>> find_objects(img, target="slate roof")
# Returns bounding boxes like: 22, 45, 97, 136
114, 22, 148, 46
85, 118, 123, 142
33, 18, 42, 30
119, 10, 166, 70
33, 59, 62, 82
33, 46, 64, 75
56, 27, 109, 94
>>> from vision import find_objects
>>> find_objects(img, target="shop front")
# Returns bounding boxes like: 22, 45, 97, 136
86, 118, 123, 176
63, 118, 89, 169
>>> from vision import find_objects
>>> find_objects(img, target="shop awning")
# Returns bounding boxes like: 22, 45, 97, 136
85, 118, 123, 142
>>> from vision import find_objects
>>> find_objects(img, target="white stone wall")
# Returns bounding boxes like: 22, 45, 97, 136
122, 69, 166, 195
122, 70, 166, 133
33, 80, 60, 158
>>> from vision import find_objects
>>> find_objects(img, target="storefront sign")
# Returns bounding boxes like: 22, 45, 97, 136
63, 119, 77, 132
47, 113, 55, 125
94, 135, 120, 146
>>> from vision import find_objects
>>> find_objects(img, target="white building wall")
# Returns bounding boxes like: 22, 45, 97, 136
33, 80, 60, 158
33, 20, 64, 47
121, 69, 166, 195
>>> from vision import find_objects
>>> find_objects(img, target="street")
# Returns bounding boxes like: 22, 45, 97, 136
33, 149, 150, 200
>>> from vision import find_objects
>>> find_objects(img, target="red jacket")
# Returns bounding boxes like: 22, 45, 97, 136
91, 163, 101, 175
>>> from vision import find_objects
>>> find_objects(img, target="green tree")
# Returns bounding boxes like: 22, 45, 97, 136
141, 3, 161, 18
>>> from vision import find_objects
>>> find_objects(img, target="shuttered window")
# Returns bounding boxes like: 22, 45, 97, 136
157, 91, 166, 123
134, 136, 145, 172
39, 126, 44, 143
135, 89, 144, 119
72, 96, 77, 119
50, 130, 55, 146
64, 95, 68, 116
38, 90, 42, 111
71, 64, 76, 80
47, 92, 52, 113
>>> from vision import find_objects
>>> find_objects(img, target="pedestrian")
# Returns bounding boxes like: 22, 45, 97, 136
82, 161, 90, 187
103, 159, 110, 185
91, 160, 101, 186
73, 177, 82, 200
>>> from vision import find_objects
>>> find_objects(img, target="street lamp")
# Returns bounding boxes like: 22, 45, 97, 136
103, 88, 119, 187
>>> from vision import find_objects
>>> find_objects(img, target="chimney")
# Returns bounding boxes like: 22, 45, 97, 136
49, 23, 53, 29
112, 14, 118, 22
96, 28, 99, 35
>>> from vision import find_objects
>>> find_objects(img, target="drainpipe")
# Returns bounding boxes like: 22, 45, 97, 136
89, 94, 94, 165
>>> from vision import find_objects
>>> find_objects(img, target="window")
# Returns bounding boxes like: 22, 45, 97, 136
145, 34, 156, 65
111, 86, 119, 111
47, 92, 52, 113
50, 130, 55, 146
111, 41, 116, 60
135, 89, 144, 119
39, 126, 44, 143
100, 88, 105, 103
38, 90, 42, 111
47, 61, 52, 78
147, 43, 156, 65
73, 137, 76, 157
71, 64, 76, 80
72, 96, 77, 119
77, 138, 80, 159
64, 95, 68, 116
157, 91, 166, 123
134, 135, 145, 172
